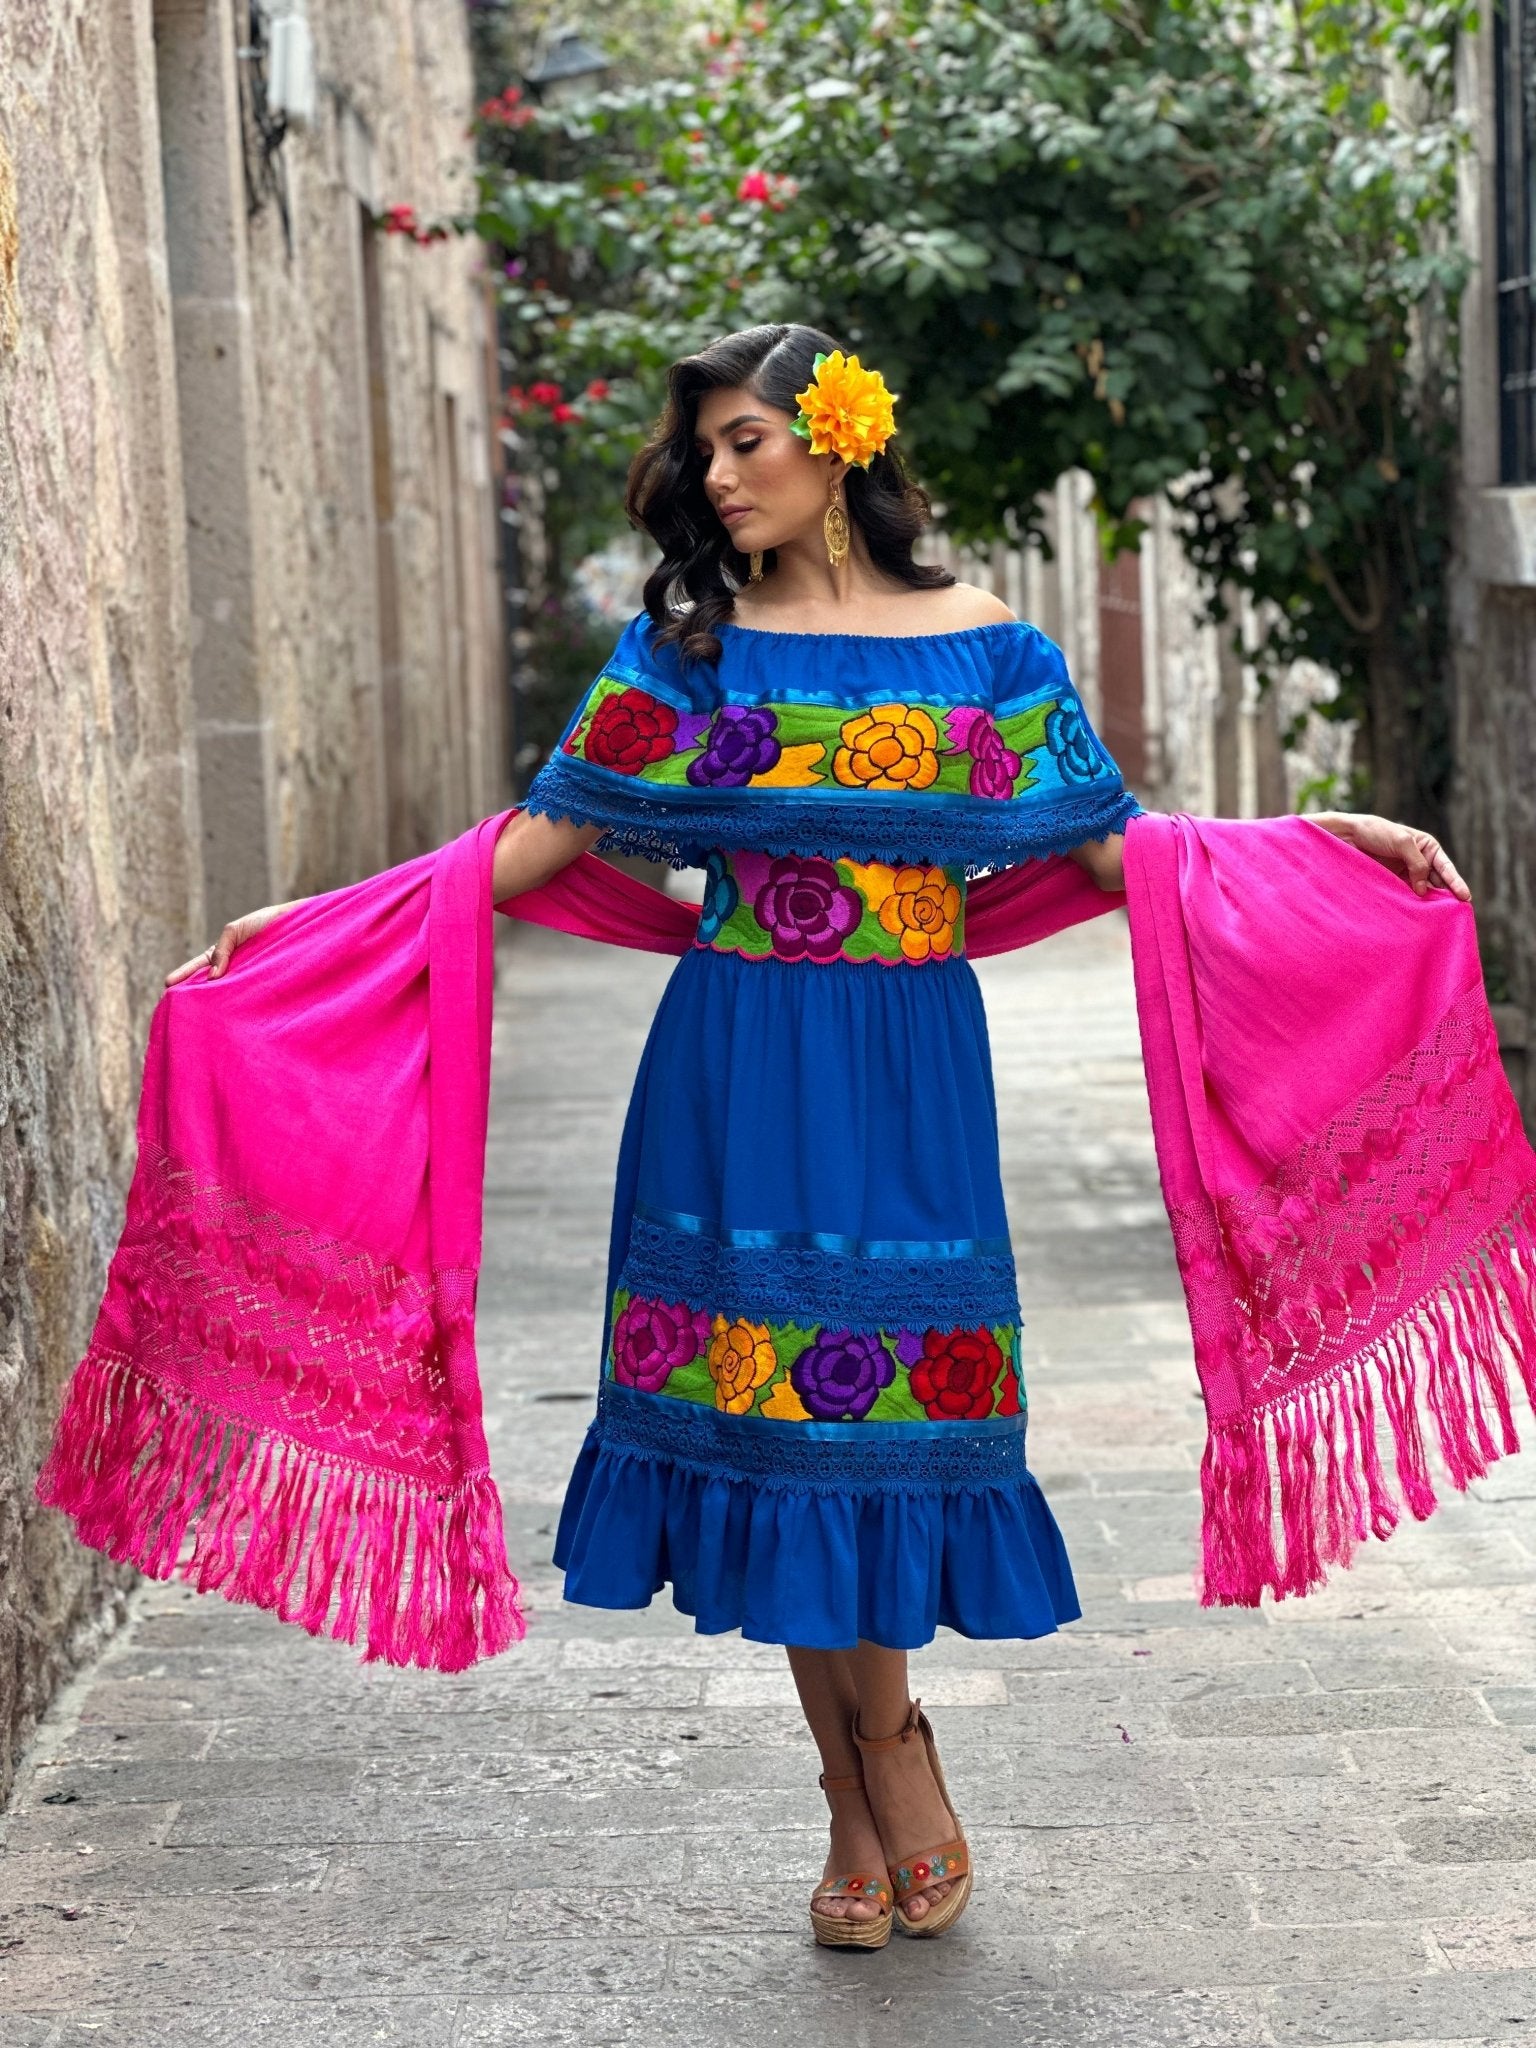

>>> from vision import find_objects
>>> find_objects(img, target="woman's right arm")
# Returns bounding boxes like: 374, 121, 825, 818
166, 810, 603, 987
490, 810, 604, 901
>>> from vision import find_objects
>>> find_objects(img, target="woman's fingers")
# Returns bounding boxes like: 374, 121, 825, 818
162, 915, 260, 988
164, 942, 216, 988
1427, 840, 1472, 903
1398, 828, 1471, 903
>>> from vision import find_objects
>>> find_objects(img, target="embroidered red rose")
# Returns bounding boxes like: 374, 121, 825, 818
911, 1327, 1005, 1420
576, 688, 677, 773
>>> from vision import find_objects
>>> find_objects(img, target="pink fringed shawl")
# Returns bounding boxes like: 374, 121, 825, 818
36, 807, 1536, 1665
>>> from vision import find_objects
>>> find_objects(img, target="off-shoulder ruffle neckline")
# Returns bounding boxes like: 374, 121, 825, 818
715, 618, 1026, 647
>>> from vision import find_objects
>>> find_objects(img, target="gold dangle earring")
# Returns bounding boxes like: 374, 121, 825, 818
824, 471, 850, 571
748, 550, 765, 584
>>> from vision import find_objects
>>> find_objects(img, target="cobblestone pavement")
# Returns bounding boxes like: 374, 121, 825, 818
7, 910, 1536, 2047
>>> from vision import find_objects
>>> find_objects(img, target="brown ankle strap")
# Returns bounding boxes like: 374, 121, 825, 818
850, 1696, 922, 1754
818, 1769, 864, 1792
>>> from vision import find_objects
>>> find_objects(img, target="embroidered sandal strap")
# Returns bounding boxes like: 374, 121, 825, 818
888, 1838, 969, 1907
812, 1873, 893, 1913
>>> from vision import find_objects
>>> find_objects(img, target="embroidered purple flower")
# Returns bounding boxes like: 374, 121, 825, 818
611, 1296, 709, 1393
790, 1327, 895, 1421
1045, 702, 1103, 781
696, 851, 739, 944
965, 712, 1023, 800
686, 705, 782, 787
753, 857, 862, 963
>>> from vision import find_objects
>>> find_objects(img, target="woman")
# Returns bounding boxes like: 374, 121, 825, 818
181, 323, 1466, 1948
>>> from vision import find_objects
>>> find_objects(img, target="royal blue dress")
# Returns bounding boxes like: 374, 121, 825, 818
525, 613, 1139, 1650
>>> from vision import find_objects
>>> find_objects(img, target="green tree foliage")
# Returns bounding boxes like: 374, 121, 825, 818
451, 0, 1476, 819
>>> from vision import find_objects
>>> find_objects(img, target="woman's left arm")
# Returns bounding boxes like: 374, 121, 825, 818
1065, 814, 1472, 903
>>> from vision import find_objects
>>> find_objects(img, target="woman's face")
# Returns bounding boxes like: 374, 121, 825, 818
692, 382, 842, 557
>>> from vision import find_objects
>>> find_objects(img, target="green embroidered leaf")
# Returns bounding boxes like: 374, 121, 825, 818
716, 901, 771, 955
924, 751, 968, 796
998, 700, 1052, 761
635, 748, 707, 786
769, 1323, 821, 1372
872, 1377, 930, 1423
660, 1354, 716, 1405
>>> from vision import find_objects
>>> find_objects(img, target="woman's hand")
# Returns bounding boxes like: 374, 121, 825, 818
164, 901, 307, 987
1309, 812, 1471, 903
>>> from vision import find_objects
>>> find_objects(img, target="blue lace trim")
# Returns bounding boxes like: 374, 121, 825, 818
523, 752, 1141, 877
619, 1212, 1022, 1326
589, 1380, 1033, 1494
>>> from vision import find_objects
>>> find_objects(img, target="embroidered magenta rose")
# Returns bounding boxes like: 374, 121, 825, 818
611, 1295, 710, 1392
910, 1327, 1005, 1419
954, 709, 1021, 799
753, 857, 862, 963
577, 688, 678, 773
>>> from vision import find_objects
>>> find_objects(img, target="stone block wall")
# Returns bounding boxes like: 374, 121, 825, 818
0, 0, 507, 1796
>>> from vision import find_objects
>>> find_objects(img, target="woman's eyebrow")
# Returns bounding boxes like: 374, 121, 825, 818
696, 412, 772, 442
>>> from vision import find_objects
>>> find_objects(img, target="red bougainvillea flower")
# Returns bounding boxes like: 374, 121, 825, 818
911, 1327, 1005, 1420
550, 402, 578, 425
737, 170, 772, 203
585, 378, 610, 401
382, 203, 418, 236
527, 381, 562, 406
698, 209, 714, 225
573, 688, 678, 773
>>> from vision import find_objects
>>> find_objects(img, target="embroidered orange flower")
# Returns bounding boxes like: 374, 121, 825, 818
832, 704, 940, 792
879, 866, 962, 962
708, 1316, 778, 1414
790, 350, 898, 468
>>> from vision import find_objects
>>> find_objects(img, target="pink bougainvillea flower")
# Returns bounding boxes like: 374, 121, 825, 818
527, 381, 562, 406
737, 170, 772, 203
584, 378, 610, 400
550, 402, 578, 425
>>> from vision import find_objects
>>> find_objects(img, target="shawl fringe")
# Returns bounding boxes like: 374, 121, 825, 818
37, 1350, 523, 1670
1201, 1186, 1536, 1606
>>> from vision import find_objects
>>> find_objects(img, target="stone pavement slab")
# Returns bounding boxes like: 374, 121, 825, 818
5, 914, 1536, 2045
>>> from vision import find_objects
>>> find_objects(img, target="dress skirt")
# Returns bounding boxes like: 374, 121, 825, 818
553, 913, 1081, 1650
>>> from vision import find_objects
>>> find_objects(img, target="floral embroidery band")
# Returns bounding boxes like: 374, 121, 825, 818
561, 680, 1108, 801
695, 849, 966, 966
605, 1289, 1024, 1425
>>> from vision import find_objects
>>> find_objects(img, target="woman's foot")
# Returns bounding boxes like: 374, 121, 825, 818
811, 1778, 889, 1924
857, 1714, 960, 1922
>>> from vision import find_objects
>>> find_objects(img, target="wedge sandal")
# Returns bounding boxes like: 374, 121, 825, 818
808, 1769, 895, 1949
852, 1696, 973, 1939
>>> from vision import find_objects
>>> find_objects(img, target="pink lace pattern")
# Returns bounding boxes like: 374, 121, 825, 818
1170, 988, 1536, 1606
37, 1143, 523, 1670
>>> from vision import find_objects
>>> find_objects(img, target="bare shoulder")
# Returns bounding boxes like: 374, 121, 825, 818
931, 582, 1016, 629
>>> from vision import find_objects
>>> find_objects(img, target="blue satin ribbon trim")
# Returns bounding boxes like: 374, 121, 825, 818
633, 1202, 1013, 1262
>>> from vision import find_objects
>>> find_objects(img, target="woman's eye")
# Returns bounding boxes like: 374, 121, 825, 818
733, 438, 761, 455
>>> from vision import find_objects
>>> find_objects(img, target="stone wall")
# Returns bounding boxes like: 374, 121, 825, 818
0, 0, 507, 1796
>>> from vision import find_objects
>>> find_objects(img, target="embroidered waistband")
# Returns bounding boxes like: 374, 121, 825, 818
695, 850, 966, 966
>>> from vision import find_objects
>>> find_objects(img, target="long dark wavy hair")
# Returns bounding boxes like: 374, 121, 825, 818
626, 324, 953, 665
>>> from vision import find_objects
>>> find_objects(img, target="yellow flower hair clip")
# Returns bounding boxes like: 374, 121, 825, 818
790, 350, 899, 468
